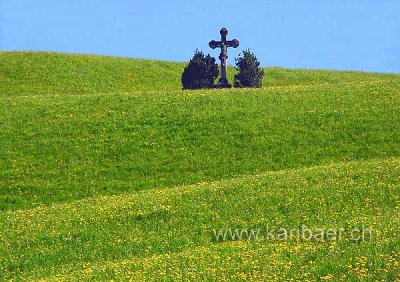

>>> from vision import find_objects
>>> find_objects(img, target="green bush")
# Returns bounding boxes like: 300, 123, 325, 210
234, 49, 264, 88
181, 50, 219, 89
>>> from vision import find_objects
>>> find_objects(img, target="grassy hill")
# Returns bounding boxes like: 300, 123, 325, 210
1, 51, 399, 280
1, 51, 397, 96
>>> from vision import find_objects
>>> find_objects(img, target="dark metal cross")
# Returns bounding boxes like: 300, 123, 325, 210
209, 28, 239, 88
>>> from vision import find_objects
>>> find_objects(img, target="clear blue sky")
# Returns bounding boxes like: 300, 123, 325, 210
1, 0, 399, 73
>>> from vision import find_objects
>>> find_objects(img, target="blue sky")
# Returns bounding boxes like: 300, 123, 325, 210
1, 0, 399, 73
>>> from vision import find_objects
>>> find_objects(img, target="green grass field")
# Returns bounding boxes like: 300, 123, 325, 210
1, 51, 399, 281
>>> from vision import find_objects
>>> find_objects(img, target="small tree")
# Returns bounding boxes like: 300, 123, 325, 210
181, 50, 219, 90
234, 49, 264, 88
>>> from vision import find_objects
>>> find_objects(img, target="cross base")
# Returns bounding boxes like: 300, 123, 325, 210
211, 78, 232, 89
211, 83, 232, 89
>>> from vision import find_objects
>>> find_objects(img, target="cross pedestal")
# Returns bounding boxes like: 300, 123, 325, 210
209, 28, 239, 88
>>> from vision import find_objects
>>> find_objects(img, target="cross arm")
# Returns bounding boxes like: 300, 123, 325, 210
209, 40, 222, 49
226, 39, 240, 48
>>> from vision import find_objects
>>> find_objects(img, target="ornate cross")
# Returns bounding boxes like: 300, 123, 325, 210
209, 28, 239, 88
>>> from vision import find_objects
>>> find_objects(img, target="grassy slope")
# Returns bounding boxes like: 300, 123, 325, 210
1, 52, 399, 211
1, 51, 397, 96
1, 51, 400, 280
1, 158, 399, 280
0, 51, 184, 96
